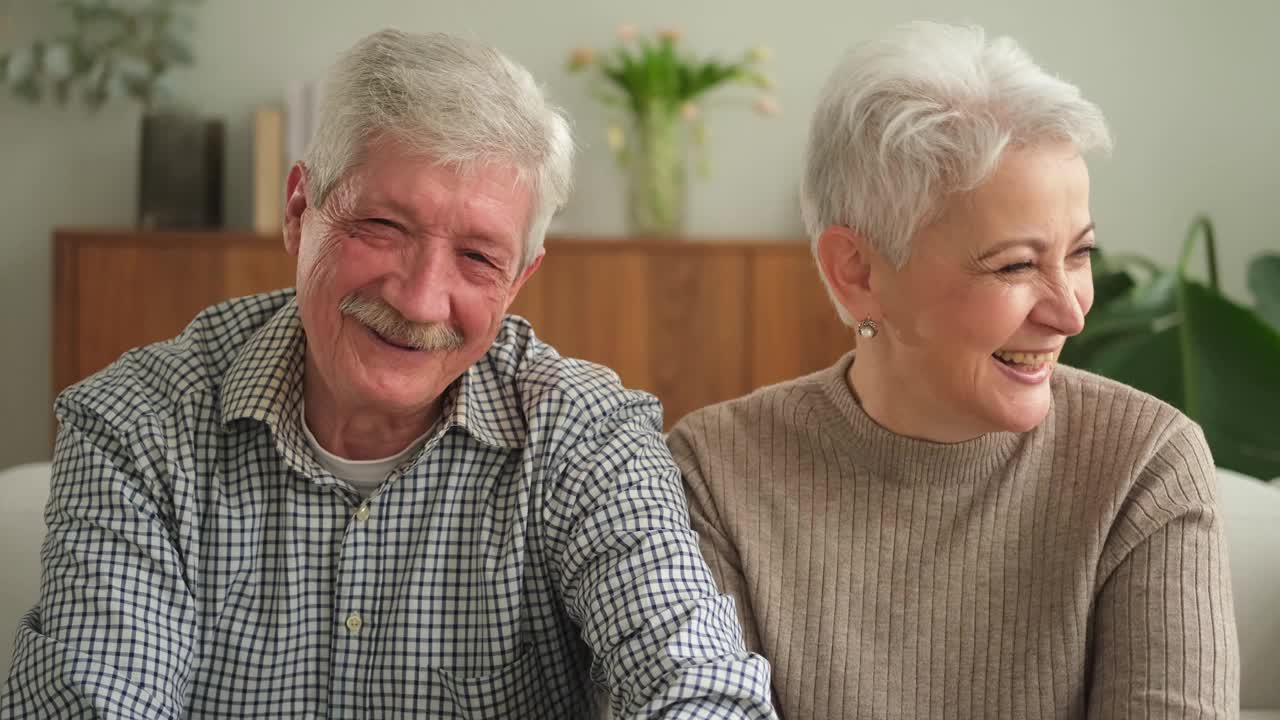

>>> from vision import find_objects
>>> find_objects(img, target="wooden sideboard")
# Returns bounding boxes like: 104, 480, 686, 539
53, 228, 853, 428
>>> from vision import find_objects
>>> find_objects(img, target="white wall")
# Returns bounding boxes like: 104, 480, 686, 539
2, 0, 1278, 467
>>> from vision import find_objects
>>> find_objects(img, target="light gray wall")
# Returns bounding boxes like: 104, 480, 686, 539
2, 0, 1278, 467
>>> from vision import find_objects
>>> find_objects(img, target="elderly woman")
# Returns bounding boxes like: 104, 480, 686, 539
669, 21, 1239, 719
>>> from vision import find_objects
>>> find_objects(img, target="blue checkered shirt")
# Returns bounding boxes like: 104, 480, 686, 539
1, 290, 775, 719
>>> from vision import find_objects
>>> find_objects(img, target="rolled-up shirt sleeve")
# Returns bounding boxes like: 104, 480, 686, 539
2, 403, 197, 719
541, 390, 777, 719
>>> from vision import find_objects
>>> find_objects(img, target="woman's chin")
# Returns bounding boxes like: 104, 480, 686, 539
988, 392, 1052, 433
971, 358, 1055, 433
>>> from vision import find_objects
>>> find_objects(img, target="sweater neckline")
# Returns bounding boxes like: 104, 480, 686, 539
813, 352, 1024, 483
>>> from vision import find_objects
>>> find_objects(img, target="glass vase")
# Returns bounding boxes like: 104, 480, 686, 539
627, 104, 687, 237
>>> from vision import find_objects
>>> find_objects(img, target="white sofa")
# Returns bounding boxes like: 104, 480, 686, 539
0, 463, 50, 685
1219, 468, 1280, 719
2, 462, 1278, 715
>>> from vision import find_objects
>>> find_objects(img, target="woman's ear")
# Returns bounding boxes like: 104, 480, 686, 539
815, 225, 877, 319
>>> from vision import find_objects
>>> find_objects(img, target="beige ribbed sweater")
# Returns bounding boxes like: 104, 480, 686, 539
669, 353, 1239, 719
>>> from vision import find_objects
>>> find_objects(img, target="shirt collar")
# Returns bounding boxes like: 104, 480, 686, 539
220, 297, 526, 452
444, 351, 526, 450
220, 296, 305, 431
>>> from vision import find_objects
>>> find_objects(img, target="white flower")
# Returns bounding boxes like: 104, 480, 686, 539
567, 47, 594, 71
752, 95, 781, 116
749, 45, 774, 63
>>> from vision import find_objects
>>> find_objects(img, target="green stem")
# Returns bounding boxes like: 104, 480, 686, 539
628, 103, 686, 236
1174, 214, 1219, 423
1179, 214, 1219, 291
1176, 280, 1199, 420
1105, 252, 1162, 280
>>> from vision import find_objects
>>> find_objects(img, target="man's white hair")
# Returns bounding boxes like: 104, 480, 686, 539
801, 21, 1112, 325
305, 29, 574, 267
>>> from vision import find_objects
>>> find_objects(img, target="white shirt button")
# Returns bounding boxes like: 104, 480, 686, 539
353, 503, 371, 522
344, 612, 363, 634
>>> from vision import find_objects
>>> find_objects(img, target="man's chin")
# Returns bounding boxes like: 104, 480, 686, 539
355, 380, 452, 414
358, 352, 472, 399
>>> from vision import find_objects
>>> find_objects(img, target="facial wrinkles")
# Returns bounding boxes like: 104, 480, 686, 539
300, 215, 357, 378
313, 218, 347, 270
318, 174, 361, 227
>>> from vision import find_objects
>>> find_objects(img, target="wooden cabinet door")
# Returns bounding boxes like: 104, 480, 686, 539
54, 230, 294, 400
55, 232, 845, 432
749, 247, 854, 389
511, 245, 750, 428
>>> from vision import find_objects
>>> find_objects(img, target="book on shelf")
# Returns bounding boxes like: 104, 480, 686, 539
252, 106, 284, 235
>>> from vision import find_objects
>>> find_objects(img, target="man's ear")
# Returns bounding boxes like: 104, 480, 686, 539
815, 225, 878, 319
505, 248, 545, 311
283, 162, 309, 256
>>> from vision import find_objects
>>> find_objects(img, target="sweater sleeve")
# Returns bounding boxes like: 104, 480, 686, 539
1088, 420, 1240, 719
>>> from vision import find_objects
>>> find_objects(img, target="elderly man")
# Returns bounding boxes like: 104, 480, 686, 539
1, 30, 774, 719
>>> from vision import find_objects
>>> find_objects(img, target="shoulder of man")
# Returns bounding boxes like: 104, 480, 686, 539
481, 315, 665, 446
56, 290, 295, 431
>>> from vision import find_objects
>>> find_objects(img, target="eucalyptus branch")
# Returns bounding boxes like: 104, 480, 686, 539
1, 0, 201, 111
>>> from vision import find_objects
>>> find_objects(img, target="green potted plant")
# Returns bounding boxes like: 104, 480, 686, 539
567, 25, 779, 237
1061, 216, 1280, 480
0, 0, 199, 110
0, 0, 220, 229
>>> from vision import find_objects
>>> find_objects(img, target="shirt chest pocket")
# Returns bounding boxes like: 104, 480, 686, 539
433, 644, 559, 719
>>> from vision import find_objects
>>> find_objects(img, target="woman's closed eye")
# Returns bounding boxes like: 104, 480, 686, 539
997, 245, 1096, 275
996, 260, 1036, 275
1072, 244, 1098, 260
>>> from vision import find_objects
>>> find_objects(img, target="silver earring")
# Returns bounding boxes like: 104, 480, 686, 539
856, 317, 878, 338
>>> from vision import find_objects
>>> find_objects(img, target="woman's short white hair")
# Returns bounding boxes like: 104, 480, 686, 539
801, 21, 1112, 324
306, 29, 574, 268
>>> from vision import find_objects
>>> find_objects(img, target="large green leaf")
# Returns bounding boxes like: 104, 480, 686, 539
1066, 219, 1280, 481
1248, 253, 1280, 332
1093, 269, 1136, 307
1179, 280, 1280, 480
1087, 325, 1186, 412
1062, 269, 1175, 369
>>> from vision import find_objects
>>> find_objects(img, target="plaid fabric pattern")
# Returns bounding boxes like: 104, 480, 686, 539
1, 290, 774, 719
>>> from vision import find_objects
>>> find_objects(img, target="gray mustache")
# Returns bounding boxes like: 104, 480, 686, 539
339, 294, 465, 351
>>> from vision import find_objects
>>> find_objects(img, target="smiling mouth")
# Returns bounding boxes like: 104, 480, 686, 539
991, 350, 1057, 368
364, 324, 419, 352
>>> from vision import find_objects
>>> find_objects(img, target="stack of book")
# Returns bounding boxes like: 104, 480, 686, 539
253, 81, 324, 234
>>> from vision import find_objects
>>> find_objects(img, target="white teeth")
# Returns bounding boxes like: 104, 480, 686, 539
995, 350, 1055, 365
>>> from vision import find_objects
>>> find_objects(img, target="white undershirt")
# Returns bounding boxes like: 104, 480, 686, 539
299, 400, 436, 497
